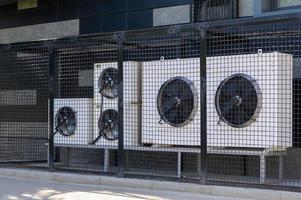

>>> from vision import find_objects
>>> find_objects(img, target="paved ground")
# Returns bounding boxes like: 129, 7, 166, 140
0, 176, 253, 200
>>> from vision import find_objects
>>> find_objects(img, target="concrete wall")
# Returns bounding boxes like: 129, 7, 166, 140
153, 5, 191, 26
0, 19, 79, 44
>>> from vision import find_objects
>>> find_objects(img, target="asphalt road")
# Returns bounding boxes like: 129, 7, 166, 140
0, 176, 254, 200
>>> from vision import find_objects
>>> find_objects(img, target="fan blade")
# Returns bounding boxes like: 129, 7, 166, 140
167, 82, 181, 97
106, 69, 118, 83
222, 81, 238, 97
240, 88, 257, 102
112, 113, 118, 122
111, 128, 117, 135
102, 87, 111, 94
178, 103, 190, 117
102, 70, 110, 79
103, 120, 118, 140
104, 113, 111, 121
66, 124, 76, 133
162, 98, 178, 114
112, 85, 119, 97
67, 117, 76, 125
168, 109, 178, 122
221, 96, 240, 113
180, 95, 194, 102
106, 68, 114, 78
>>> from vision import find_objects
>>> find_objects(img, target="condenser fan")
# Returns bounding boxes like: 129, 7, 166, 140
215, 73, 262, 128
157, 77, 198, 127
91, 109, 119, 144
98, 67, 119, 98
55, 106, 77, 136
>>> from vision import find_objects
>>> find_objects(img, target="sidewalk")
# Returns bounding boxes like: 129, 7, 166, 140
0, 175, 250, 200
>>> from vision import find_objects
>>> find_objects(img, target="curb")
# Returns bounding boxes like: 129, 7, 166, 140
0, 168, 300, 200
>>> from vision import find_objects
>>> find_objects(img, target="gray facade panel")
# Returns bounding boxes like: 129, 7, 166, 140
153, 4, 191, 27
0, 19, 79, 44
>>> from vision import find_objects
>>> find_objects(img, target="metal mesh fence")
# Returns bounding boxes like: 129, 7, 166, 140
206, 20, 300, 187
0, 42, 49, 168
0, 14, 301, 191
52, 36, 119, 173
123, 30, 203, 179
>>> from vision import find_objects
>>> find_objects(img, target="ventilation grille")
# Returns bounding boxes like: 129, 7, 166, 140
194, 0, 235, 22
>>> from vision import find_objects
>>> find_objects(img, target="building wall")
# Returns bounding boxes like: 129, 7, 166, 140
0, 0, 192, 43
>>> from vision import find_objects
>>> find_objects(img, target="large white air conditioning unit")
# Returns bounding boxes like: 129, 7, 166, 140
92, 62, 141, 148
141, 52, 292, 148
54, 98, 93, 146
141, 58, 201, 146
207, 52, 292, 148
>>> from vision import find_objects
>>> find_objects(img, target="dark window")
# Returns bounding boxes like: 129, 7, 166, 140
194, 0, 236, 22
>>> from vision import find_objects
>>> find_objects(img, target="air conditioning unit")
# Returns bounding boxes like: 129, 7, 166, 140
141, 58, 201, 146
54, 98, 93, 146
92, 62, 141, 148
141, 52, 292, 148
207, 52, 292, 148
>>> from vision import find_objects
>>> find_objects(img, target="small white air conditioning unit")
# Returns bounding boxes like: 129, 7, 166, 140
207, 52, 292, 148
141, 58, 201, 146
54, 98, 93, 146
92, 62, 141, 148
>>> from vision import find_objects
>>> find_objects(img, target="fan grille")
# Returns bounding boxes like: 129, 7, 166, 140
157, 77, 198, 127
215, 73, 262, 128
98, 67, 119, 99
55, 106, 77, 136
98, 109, 119, 141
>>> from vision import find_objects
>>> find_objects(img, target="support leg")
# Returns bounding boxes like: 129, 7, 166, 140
125, 150, 129, 171
177, 152, 182, 178
279, 156, 283, 183
260, 155, 266, 184
197, 153, 201, 176
61, 147, 70, 167
104, 149, 110, 172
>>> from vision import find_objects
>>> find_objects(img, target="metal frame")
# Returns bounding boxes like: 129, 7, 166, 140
200, 29, 207, 184
48, 49, 56, 170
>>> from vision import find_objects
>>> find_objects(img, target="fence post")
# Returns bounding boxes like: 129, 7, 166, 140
48, 48, 57, 171
117, 32, 125, 177
200, 29, 207, 184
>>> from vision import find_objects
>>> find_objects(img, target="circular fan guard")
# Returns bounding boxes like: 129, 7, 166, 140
98, 109, 119, 141
215, 73, 262, 128
98, 67, 119, 99
157, 77, 198, 127
55, 106, 77, 136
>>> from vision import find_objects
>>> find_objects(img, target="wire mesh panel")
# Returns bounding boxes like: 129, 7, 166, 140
53, 36, 120, 173
0, 43, 49, 168
207, 20, 301, 187
122, 29, 203, 179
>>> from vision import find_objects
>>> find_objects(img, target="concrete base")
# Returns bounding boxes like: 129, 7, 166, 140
0, 168, 300, 200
